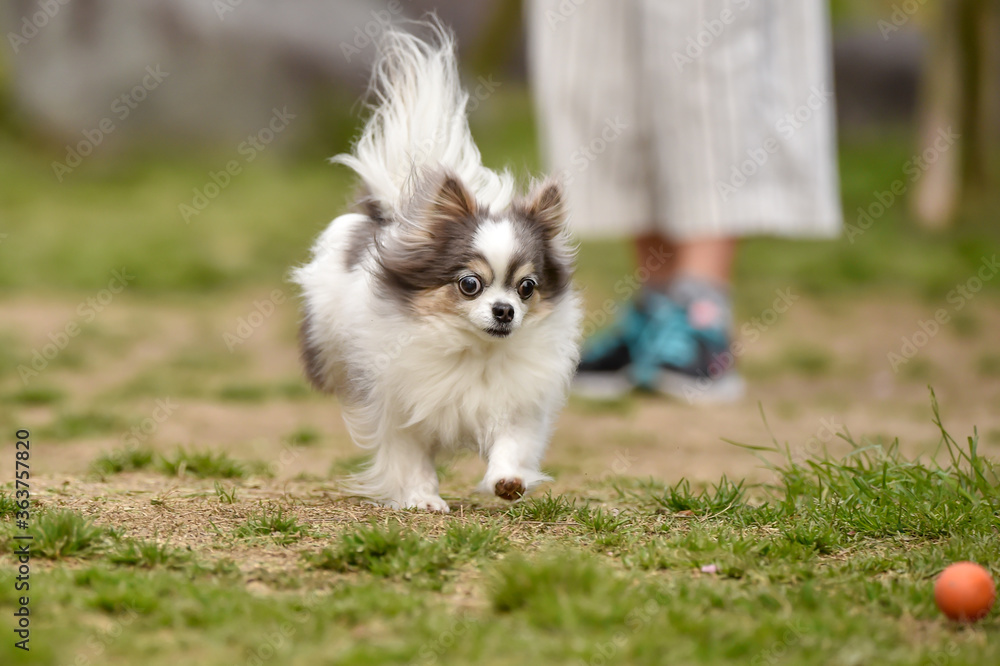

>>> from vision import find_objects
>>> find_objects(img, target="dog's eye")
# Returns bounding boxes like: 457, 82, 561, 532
517, 278, 536, 300
458, 275, 483, 297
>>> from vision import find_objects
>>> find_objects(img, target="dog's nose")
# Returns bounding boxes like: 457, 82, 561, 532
492, 302, 514, 324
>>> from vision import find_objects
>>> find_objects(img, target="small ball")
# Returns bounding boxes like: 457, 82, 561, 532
934, 561, 995, 622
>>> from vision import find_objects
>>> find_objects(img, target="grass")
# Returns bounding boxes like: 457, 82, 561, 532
7, 386, 65, 405
30, 510, 109, 559
108, 537, 191, 569
37, 410, 126, 440
234, 505, 312, 545
2, 80, 1000, 665
0, 401, 996, 664
87, 447, 273, 480
90, 447, 156, 476
0, 493, 17, 519
307, 521, 507, 580
1, 89, 999, 306
506, 492, 577, 522
214, 481, 239, 504
156, 448, 269, 479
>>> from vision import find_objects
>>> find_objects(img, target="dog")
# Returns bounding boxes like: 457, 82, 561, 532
292, 21, 581, 512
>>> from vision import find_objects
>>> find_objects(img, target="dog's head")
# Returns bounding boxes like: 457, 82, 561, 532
376, 171, 574, 340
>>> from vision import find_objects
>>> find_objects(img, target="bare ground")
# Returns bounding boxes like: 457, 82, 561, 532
1, 291, 998, 574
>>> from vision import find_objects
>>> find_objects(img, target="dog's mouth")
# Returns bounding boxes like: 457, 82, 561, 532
484, 325, 512, 338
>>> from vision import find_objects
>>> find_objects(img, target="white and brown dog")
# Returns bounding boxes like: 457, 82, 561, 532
293, 21, 581, 511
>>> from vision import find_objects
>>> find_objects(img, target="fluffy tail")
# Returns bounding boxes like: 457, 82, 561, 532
333, 20, 514, 213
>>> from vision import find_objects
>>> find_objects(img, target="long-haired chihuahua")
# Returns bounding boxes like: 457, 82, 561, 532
292, 21, 581, 511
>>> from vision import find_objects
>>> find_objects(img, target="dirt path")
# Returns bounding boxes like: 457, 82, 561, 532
2, 292, 998, 499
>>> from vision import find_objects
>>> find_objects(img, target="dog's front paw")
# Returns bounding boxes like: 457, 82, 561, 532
494, 478, 526, 501
402, 495, 450, 513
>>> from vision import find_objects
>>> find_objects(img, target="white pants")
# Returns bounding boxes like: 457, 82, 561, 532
527, 0, 843, 240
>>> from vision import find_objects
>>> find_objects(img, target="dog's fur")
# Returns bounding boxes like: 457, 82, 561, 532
292, 21, 581, 511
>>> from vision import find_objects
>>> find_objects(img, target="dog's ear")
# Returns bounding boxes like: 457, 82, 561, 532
405, 171, 477, 230
517, 179, 566, 240
429, 173, 477, 222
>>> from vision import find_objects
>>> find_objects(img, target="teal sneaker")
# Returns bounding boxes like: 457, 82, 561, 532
640, 292, 745, 404
572, 301, 650, 399
573, 292, 745, 403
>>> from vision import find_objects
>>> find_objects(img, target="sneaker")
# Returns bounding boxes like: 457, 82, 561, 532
573, 292, 745, 403
572, 301, 648, 400
636, 292, 745, 404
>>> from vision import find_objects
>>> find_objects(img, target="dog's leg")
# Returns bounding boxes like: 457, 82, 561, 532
351, 434, 449, 512
480, 421, 552, 501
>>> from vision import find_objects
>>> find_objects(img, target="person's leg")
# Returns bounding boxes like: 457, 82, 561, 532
616, 1, 840, 403
672, 238, 738, 286
634, 233, 676, 289
636, 234, 737, 288
626, 233, 743, 402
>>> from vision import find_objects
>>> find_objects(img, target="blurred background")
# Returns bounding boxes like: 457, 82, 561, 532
0, 0, 998, 483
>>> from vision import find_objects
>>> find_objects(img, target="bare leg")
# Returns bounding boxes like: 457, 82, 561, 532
671, 237, 738, 286
634, 233, 737, 288
634, 233, 676, 289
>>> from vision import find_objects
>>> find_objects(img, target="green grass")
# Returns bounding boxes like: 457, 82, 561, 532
307, 521, 507, 580
29, 510, 109, 559
214, 481, 239, 504
0, 400, 997, 664
0, 492, 17, 519
506, 492, 577, 522
1, 90, 999, 306
90, 447, 156, 476
7, 385, 65, 405
37, 410, 126, 441
286, 426, 321, 446
88, 447, 273, 480
2, 80, 1000, 665
234, 505, 311, 545
108, 537, 191, 569
156, 448, 266, 479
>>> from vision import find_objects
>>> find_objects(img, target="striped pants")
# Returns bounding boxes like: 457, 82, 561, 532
526, 0, 843, 240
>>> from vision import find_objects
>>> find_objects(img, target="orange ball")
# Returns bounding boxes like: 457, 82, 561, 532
934, 562, 995, 622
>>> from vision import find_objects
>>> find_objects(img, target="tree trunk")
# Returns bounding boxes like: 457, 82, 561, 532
911, 0, 998, 228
